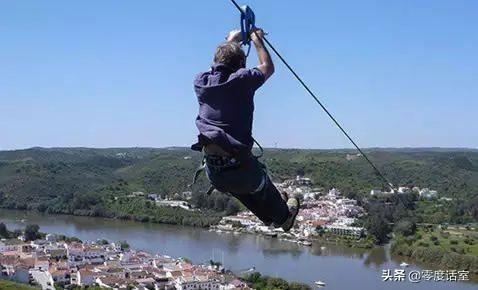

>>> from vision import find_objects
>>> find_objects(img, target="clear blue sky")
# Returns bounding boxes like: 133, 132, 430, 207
1, 0, 477, 150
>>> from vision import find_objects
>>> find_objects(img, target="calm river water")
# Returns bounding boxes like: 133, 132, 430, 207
0, 210, 475, 290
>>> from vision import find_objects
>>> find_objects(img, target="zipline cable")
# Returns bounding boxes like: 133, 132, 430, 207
228, 0, 395, 190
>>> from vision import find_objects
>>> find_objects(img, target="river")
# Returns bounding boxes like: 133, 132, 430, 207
0, 210, 475, 290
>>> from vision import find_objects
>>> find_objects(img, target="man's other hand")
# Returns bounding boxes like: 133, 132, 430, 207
227, 30, 242, 43
251, 28, 265, 42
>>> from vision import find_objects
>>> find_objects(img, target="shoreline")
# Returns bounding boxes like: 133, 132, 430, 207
209, 225, 374, 249
3, 207, 373, 249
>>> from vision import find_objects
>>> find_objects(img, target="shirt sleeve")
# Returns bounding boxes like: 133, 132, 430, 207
236, 68, 266, 92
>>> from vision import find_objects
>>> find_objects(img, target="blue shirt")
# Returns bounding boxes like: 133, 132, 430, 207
192, 63, 265, 156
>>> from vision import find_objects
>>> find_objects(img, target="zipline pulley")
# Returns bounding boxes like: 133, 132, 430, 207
239, 5, 255, 56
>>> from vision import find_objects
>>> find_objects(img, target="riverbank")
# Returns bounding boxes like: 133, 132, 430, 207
210, 224, 374, 249
0, 202, 222, 228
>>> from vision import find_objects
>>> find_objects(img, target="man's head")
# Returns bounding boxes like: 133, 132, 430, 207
213, 42, 246, 72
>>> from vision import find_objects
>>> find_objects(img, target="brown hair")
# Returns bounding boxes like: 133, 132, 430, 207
213, 42, 246, 71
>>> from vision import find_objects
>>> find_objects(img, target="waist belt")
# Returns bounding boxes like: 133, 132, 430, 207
188, 154, 242, 195
205, 155, 241, 171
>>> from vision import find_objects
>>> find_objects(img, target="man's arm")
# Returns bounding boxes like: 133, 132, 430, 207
251, 28, 274, 81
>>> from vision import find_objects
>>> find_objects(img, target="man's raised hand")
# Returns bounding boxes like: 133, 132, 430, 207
226, 30, 242, 43
251, 28, 265, 43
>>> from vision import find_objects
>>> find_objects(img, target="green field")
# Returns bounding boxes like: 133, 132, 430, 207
442, 227, 478, 255
410, 227, 478, 255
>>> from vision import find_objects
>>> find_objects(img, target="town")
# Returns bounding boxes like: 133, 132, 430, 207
1, 234, 252, 290
212, 176, 367, 244
212, 176, 440, 245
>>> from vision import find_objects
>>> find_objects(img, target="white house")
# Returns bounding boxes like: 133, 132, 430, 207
175, 276, 221, 290
370, 189, 382, 196
398, 187, 411, 194
419, 188, 438, 199
0, 239, 26, 253
77, 269, 98, 286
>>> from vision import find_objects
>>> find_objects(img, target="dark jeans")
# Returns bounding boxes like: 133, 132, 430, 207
205, 156, 289, 226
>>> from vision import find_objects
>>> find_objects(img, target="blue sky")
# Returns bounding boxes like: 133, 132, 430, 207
0, 0, 477, 150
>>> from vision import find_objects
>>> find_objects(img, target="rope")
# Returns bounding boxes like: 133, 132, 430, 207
228, 0, 395, 190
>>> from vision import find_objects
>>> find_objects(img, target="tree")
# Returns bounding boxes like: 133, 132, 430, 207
119, 241, 130, 250
209, 260, 222, 267
98, 239, 109, 245
394, 220, 417, 237
367, 215, 391, 244
0, 222, 9, 238
225, 199, 240, 215
24, 224, 40, 241
470, 196, 478, 221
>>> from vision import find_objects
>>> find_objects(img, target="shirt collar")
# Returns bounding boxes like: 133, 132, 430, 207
211, 63, 235, 74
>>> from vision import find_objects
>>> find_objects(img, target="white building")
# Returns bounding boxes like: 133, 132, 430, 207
326, 224, 364, 238
175, 276, 221, 290
45, 234, 58, 242
0, 239, 25, 253
30, 269, 55, 290
156, 200, 192, 210
419, 188, 438, 199
398, 187, 411, 194
303, 192, 320, 201
76, 269, 98, 286
221, 216, 255, 227
290, 175, 313, 186
370, 189, 381, 196
327, 188, 341, 198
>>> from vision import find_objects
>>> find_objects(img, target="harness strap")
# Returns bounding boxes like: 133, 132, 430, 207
188, 157, 206, 188
252, 137, 264, 158
188, 158, 217, 195
206, 185, 215, 195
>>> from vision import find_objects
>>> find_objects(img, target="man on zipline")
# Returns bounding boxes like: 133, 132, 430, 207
191, 28, 300, 231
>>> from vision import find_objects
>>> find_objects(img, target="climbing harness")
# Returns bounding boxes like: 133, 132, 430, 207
189, 152, 268, 197
188, 138, 263, 195
239, 5, 255, 56
228, 0, 395, 191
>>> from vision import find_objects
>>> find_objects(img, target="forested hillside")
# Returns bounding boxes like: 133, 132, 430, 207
0, 147, 477, 224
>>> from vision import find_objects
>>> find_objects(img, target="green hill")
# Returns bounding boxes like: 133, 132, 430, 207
0, 147, 477, 225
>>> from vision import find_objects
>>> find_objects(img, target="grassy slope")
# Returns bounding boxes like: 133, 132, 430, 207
416, 228, 478, 255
